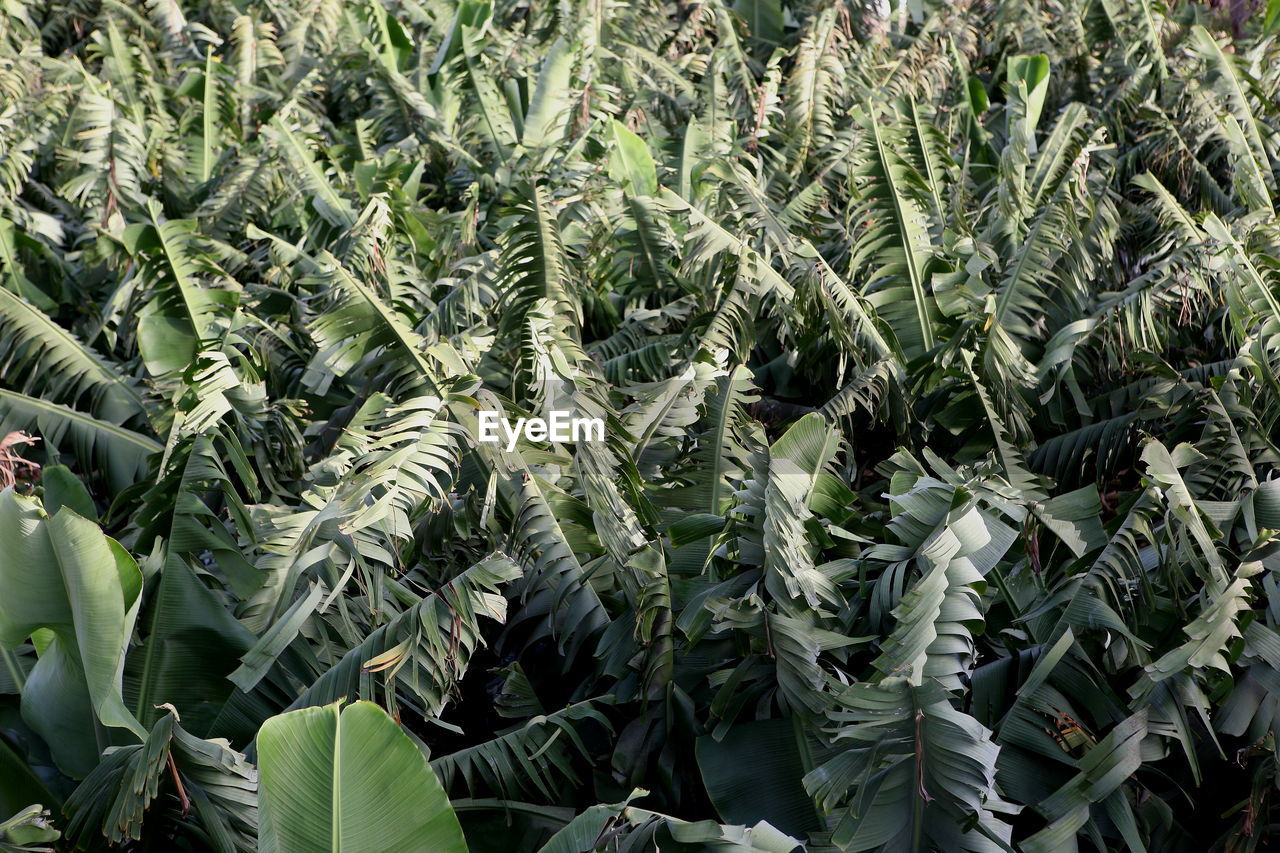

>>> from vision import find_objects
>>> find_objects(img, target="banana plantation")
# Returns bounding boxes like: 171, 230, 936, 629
2, 0, 1280, 849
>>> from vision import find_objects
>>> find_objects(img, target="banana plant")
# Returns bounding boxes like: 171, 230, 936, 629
1, 0, 1280, 850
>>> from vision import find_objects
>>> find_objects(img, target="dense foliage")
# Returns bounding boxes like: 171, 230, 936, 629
2, 0, 1280, 850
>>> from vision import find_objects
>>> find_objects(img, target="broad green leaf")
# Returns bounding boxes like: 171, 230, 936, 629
1007, 54, 1050, 135
257, 701, 466, 853
522, 38, 574, 150
732, 0, 783, 45
0, 390, 159, 492
125, 560, 256, 733
38, 466, 95, 521
696, 719, 821, 836
608, 120, 658, 197
0, 491, 146, 777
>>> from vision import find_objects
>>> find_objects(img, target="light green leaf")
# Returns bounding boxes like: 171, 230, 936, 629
522, 38, 574, 150
258, 701, 467, 853
608, 120, 658, 197
0, 491, 146, 777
